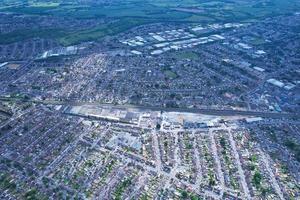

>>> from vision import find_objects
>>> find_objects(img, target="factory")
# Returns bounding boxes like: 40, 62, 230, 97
120, 24, 230, 56
267, 78, 285, 88
40, 46, 78, 59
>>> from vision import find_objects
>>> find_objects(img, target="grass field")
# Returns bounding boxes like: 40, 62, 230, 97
0, 28, 66, 44
173, 51, 199, 60
0, 0, 300, 45
164, 70, 179, 79
58, 18, 153, 46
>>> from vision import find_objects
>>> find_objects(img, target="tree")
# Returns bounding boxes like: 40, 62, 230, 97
253, 171, 262, 187
156, 123, 161, 130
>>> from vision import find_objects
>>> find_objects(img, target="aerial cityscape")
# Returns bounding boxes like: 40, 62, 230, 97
0, 0, 299, 199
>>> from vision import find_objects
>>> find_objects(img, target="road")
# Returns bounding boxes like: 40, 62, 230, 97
0, 96, 299, 119
227, 126, 251, 199
258, 148, 284, 200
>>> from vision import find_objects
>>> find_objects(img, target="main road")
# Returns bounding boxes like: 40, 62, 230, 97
0, 96, 299, 119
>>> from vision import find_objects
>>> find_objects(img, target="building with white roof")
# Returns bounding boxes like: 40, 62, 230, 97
267, 79, 285, 88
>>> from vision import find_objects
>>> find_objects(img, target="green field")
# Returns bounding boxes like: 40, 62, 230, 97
173, 51, 199, 60
164, 70, 179, 79
0, 0, 299, 45
58, 18, 154, 46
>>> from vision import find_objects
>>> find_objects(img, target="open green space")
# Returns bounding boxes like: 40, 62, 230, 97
0, 28, 66, 45
164, 70, 179, 79
0, 0, 299, 45
59, 18, 151, 46
173, 51, 199, 60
